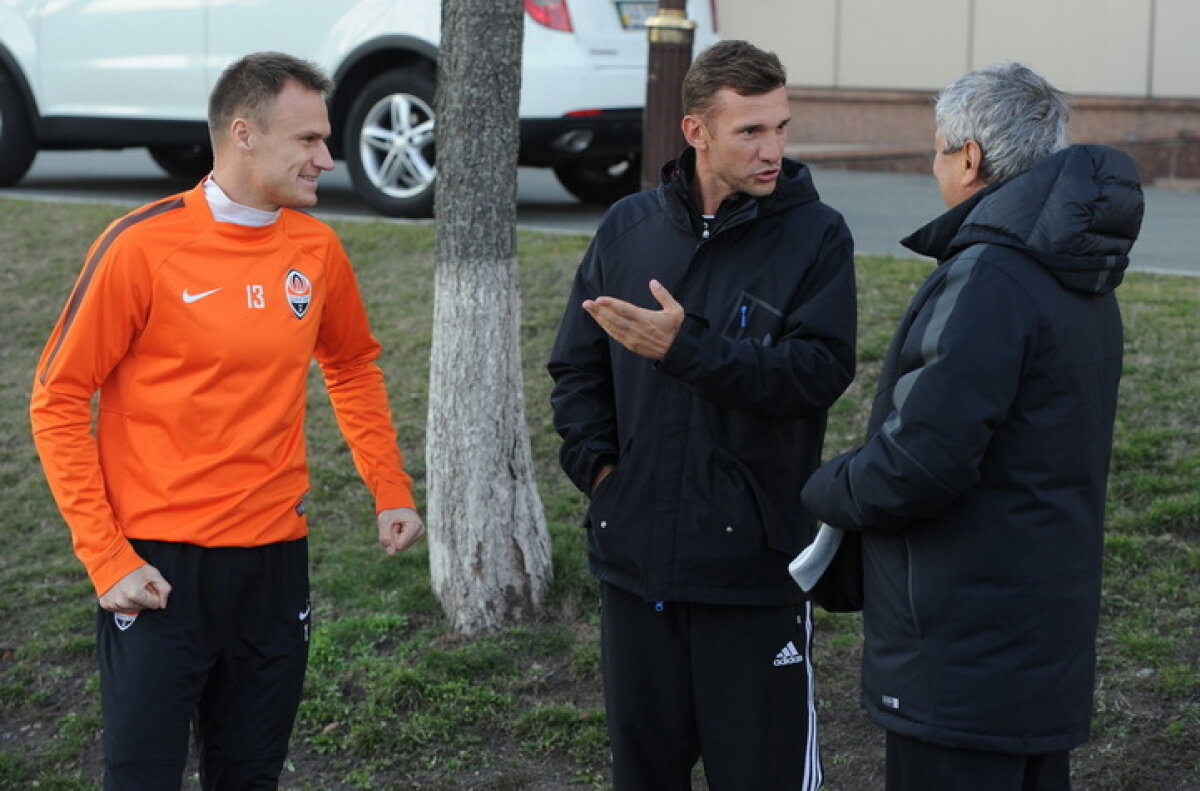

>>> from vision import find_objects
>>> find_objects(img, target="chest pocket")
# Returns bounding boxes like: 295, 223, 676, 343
720, 290, 785, 346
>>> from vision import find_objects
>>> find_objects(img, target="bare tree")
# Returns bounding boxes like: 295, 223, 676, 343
426, 0, 552, 634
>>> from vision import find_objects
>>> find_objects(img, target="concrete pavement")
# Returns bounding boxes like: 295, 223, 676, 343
5, 149, 1195, 276
520, 164, 1198, 277
806, 166, 1199, 277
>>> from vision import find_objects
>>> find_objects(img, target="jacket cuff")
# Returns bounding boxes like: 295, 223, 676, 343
566, 441, 617, 494
657, 312, 707, 377
375, 479, 417, 513
88, 540, 148, 599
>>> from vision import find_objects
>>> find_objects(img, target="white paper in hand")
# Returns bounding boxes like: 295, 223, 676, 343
788, 523, 844, 592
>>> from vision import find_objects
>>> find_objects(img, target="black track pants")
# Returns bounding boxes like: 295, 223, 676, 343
886, 731, 1072, 791
599, 582, 822, 791
98, 538, 310, 791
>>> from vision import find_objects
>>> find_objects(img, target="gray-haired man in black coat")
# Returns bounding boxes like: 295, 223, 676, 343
802, 62, 1144, 791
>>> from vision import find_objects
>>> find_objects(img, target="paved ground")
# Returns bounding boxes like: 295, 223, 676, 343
523, 164, 1198, 278
4, 149, 1194, 276
807, 167, 1199, 277
520, 164, 1199, 278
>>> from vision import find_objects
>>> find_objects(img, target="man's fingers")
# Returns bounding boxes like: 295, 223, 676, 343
384, 520, 424, 554
582, 301, 624, 338
392, 522, 424, 553
125, 582, 166, 611
126, 588, 157, 610
585, 295, 644, 316
585, 297, 645, 331
584, 290, 680, 360
147, 579, 171, 609
378, 524, 398, 554
99, 565, 171, 612
649, 279, 680, 311
378, 509, 426, 556
142, 568, 171, 609
588, 308, 623, 336
592, 464, 615, 493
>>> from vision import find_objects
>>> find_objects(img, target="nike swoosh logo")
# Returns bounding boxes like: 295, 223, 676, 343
298, 605, 311, 621
182, 287, 222, 304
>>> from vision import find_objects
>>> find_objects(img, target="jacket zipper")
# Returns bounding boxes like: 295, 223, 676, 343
905, 536, 922, 635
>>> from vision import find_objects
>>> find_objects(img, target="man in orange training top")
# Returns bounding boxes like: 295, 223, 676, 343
30, 51, 424, 790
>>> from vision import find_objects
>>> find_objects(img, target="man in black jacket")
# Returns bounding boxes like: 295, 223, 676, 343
548, 41, 856, 790
801, 63, 1144, 790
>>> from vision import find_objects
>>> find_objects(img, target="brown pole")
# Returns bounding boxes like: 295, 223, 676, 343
641, 3, 696, 190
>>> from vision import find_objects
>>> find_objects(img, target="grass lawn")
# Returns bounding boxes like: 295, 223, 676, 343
0, 196, 1196, 789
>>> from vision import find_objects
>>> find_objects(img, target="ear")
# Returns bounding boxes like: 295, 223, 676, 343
960, 139, 987, 190
681, 114, 707, 151
230, 117, 254, 152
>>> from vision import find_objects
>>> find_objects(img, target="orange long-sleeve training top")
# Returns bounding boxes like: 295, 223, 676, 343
31, 183, 415, 596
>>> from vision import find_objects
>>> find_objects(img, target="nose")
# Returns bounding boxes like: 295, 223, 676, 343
761, 129, 785, 162
315, 140, 334, 172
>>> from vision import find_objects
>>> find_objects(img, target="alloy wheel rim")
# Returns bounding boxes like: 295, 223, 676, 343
358, 92, 436, 199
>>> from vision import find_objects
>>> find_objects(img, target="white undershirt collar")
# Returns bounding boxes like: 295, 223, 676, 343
203, 175, 281, 227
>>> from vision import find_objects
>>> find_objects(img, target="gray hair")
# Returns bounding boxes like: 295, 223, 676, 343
935, 62, 1070, 183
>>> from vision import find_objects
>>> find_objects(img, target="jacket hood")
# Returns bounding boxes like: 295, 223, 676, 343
659, 148, 821, 228
902, 144, 1144, 295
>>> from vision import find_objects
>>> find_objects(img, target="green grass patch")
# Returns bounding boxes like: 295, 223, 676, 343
515, 703, 608, 763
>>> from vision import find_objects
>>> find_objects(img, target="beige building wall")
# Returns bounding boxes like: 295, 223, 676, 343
717, 0, 1199, 98
1152, 0, 1200, 97
837, 0, 970, 89
972, 0, 1151, 96
724, 1, 839, 85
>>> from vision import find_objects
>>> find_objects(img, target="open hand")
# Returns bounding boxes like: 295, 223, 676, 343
583, 279, 684, 360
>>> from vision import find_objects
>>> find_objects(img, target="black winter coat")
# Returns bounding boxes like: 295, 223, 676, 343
802, 145, 1144, 753
549, 150, 857, 605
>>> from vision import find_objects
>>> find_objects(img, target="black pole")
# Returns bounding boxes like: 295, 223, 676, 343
641, 3, 696, 190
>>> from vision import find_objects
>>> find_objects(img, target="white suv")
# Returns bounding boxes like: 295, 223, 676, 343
0, 0, 718, 217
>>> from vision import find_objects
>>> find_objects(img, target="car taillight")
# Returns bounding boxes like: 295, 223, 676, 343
525, 0, 573, 32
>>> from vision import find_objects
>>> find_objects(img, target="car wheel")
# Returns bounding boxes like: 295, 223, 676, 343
552, 154, 642, 206
148, 144, 213, 180
0, 71, 36, 187
344, 67, 437, 218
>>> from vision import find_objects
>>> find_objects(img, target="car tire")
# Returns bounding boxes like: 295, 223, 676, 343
148, 143, 213, 180
0, 70, 37, 187
552, 154, 642, 206
343, 67, 437, 218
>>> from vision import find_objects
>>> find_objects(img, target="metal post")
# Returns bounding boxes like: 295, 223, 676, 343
641, 3, 696, 190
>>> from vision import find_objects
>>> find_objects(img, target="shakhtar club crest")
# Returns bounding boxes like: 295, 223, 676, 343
285, 269, 312, 319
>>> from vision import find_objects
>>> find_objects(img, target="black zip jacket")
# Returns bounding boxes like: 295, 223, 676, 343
549, 150, 856, 605
802, 145, 1144, 752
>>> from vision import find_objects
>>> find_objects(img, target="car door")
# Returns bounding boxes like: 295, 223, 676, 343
34, 0, 207, 120
203, 0, 399, 90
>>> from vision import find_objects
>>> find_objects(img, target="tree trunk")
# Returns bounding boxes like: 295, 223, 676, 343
427, 0, 552, 634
